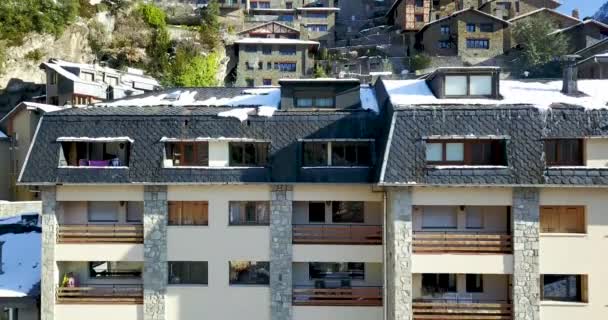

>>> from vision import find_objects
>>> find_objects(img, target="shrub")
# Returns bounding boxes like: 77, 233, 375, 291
139, 3, 167, 29
410, 53, 431, 71
313, 64, 328, 78
167, 44, 220, 87
25, 49, 45, 62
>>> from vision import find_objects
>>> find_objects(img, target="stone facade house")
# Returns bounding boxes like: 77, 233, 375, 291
235, 22, 319, 86
417, 8, 510, 64
478, 0, 560, 20
549, 19, 608, 53
577, 52, 608, 79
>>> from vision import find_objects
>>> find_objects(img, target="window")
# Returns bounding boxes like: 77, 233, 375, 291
331, 142, 372, 166
246, 79, 254, 87
168, 201, 209, 226
229, 261, 270, 285
542, 275, 586, 302
438, 40, 452, 49
466, 274, 483, 293
309, 262, 364, 280
127, 202, 143, 223
168, 262, 208, 285
244, 45, 257, 52
445, 75, 467, 96
415, 0, 424, 6
445, 74, 493, 97
302, 142, 328, 166
278, 62, 297, 72
81, 71, 95, 82
258, 61, 263, 70
480, 23, 494, 32
106, 75, 119, 86
295, 97, 334, 108
50, 71, 58, 85
229, 142, 269, 166
262, 46, 272, 55
421, 206, 457, 229
246, 62, 254, 70
89, 261, 142, 278
466, 207, 484, 229
279, 46, 297, 55
307, 12, 327, 19
165, 142, 209, 166
88, 202, 118, 222
440, 25, 450, 35
469, 75, 492, 95
422, 274, 457, 294
540, 206, 585, 233
332, 202, 364, 223
229, 202, 270, 225
308, 202, 326, 223
415, 14, 424, 22
307, 24, 328, 32
466, 23, 476, 32
60, 141, 131, 167
425, 140, 506, 165
544, 139, 583, 166
466, 39, 490, 49
263, 78, 272, 86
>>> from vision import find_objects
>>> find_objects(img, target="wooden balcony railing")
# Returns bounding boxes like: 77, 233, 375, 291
293, 225, 382, 245
57, 224, 144, 244
293, 287, 383, 306
56, 285, 143, 304
413, 232, 512, 254
413, 299, 512, 320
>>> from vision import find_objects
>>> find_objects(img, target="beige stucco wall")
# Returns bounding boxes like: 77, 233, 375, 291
56, 185, 144, 201
56, 244, 144, 261
293, 244, 383, 262
293, 185, 382, 202
412, 187, 512, 205
539, 188, 608, 319
585, 138, 608, 168
55, 305, 143, 320
293, 306, 383, 320
413, 254, 514, 274
413, 273, 510, 301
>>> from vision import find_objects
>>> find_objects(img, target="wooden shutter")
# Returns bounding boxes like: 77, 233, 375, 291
540, 207, 559, 233
581, 275, 589, 303
559, 207, 585, 233
168, 202, 182, 225
193, 202, 208, 225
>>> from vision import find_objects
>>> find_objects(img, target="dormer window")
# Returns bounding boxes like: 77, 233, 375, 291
427, 67, 500, 99
302, 140, 373, 167
426, 139, 507, 166
58, 137, 132, 167
295, 97, 335, 108
229, 142, 269, 167
165, 142, 209, 167
544, 139, 583, 166
445, 75, 492, 97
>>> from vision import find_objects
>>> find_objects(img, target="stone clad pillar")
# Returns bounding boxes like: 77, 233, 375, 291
143, 186, 168, 320
41, 187, 57, 320
386, 187, 413, 320
512, 188, 540, 320
270, 185, 293, 320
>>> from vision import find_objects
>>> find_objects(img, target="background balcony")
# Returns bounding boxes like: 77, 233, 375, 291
413, 299, 512, 320
413, 231, 512, 254
56, 285, 143, 304
57, 224, 144, 244
293, 224, 382, 245
293, 286, 382, 306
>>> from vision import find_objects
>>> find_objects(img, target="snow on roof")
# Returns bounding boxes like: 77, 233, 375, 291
0, 130, 7, 139
369, 71, 393, 76
218, 106, 277, 122
23, 102, 63, 113
360, 87, 380, 113
383, 79, 608, 110
56, 137, 134, 143
100, 88, 282, 108
0, 231, 41, 297
549, 19, 608, 35
0, 216, 21, 225
235, 38, 319, 45
160, 137, 269, 142
42, 62, 99, 86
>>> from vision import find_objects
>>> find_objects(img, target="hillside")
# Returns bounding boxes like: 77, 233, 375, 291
595, 1, 608, 23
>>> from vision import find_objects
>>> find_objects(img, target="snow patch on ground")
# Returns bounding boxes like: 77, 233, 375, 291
0, 232, 41, 297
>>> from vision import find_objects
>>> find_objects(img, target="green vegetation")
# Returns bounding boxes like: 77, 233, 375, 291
0, 0, 80, 46
25, 49, 45, 62
199, 0, 221, 50
313, 65, 328, 78
512, 16, 570, 77
410, 53, 431, 71
168, 45, 220, 87
0, 41, 6, 75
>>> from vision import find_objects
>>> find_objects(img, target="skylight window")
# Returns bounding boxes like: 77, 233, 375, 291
444, 74, 494, 97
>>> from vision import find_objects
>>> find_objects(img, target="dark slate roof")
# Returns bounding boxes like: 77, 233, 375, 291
20, 106, 383, 184
381, 105, 608, 186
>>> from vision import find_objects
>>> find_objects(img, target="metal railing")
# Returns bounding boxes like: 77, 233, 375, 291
413, 299, 512, 320
413, 231, 512, 254
293, 286, 382, 306
57, 224, 144, 244
56, 285, 143, 304
293, 224, 382, 245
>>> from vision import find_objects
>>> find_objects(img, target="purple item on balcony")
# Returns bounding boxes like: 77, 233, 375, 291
89, 160, 110, 167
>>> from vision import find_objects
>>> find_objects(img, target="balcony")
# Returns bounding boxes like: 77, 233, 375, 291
293, 224, 382, 245
413, 231, 512, 254
413, 299, 512, 320
57, 224, 143, 244
293, 287, 382, 306
56, 285, 143, 304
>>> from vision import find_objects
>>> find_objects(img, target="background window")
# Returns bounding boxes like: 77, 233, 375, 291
466, 274, 483, 293
445, 76, 467, 96
229, 202, 270, 225
422, 274, 457, 294
331, 142, 372, 166
332, 201, 364, 223
88, 202, 119, 222
229, 142, 269, 167
309, 262, 364, 280
426, 143, 443, 161
168, 201, 209, 226
229, 261, 270, 285
540, 206, 585, 233
302, 142, 328, 166
169, 262, 208, 285
426, 140, 506, 165
440, 25, 450, 34
545, 139, 583, 166
480, 23, 494, 32
466, 23, 476, 32
542, 275, 586, 302
89, 261, 142, 278
308, 202, 326, 223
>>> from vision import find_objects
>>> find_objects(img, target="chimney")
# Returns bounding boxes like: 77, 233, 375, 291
561, 55, 581, 96
572, 9, 580, 19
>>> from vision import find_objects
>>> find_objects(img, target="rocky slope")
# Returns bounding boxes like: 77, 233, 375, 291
595, 1, 608, 23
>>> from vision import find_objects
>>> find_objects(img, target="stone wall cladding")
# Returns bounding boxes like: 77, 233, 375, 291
270, 185, 293, 320
0, 201, 41, 218
40, 187, 57, 320
386, 187, 413, 320
144, 186, 168, 320
512, 188, 540, 320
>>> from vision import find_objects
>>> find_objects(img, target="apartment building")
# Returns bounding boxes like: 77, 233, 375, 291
40, 59, 160, 106
19, 63, 608, 320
